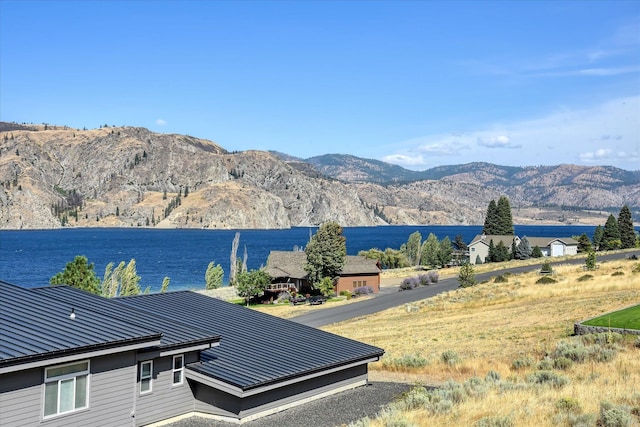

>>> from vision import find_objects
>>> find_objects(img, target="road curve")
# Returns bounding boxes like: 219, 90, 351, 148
291, 250, 640, 328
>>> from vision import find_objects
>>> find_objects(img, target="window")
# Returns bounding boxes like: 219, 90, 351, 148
43, 361, 89, 418
172, 355, 184, 386
139, 361, 153, 394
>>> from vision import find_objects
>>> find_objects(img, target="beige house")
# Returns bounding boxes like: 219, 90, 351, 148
468, 234, 579, 264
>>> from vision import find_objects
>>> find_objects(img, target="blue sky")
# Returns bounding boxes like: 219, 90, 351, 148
1, 1, 639, 171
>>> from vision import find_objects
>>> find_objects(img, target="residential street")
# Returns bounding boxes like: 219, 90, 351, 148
291, 251, 640, 328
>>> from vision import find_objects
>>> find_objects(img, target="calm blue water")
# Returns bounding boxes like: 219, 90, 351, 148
0, 225, 602, 292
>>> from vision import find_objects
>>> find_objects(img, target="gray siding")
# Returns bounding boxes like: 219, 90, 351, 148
193, 364, 368, 421
134, 352, 199, 426
0, 352, 137, 427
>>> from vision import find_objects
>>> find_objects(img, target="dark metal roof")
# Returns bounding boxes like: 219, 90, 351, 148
34, 286, 220, 351
0, 281, 161, 368
119, 291, 384, 391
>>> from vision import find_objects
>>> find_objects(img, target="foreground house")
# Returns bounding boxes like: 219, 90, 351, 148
468, 234, 579, 264
264, 251, 381, 295
0, 280, 384, 426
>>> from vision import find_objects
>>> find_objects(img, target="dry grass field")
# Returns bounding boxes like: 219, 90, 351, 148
323, 258, 640, 427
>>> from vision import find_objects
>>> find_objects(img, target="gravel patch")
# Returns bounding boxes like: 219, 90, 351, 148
164, 381, 411, 427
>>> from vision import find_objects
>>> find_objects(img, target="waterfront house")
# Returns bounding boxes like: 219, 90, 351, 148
264, 251, 381, 295
468, 234, 579, 264
0, 280, 384, 426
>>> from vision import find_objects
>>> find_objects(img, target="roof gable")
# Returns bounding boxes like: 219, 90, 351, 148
119, 291, 384, 391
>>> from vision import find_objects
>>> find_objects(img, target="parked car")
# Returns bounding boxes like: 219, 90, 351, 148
290, 295, 307, 305
308, 295, 326, 305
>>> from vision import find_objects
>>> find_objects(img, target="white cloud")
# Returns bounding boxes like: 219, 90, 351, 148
382, 95, 640, 170
156, 119, 167, 126
381, 153, 426, 167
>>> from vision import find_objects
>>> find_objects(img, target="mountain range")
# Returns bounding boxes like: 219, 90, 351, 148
1, 122, 638, 230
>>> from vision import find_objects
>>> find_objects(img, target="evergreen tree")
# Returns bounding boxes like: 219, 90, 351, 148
458, 262, 476, 288
585, 250, 597, 271
482, 200, 499, 235
304, 221, 347, 286
317, 277, 335, 297
593, 225, 604, 251
618, 205, 635, 249
420, 233, 440, 267
602, 214, 621, 250
475, 254, 483, 264
576, 233, 592, 253
453, 234, 467, 265
487, 239, 496, 262
495, 240, 509, 262
205, 261, 224, 289
50, 255, 100, 294
496, 196, 515, 235
515, 236, 533, 260
531, 246, 543, 258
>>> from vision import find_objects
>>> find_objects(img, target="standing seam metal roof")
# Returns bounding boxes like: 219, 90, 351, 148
33, 286, 220, 350
118, 291, 384, 391
0, 281, 161, 367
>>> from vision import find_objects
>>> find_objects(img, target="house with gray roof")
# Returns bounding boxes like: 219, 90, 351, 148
468, 234, 579, 264
264, 251, 381, 295
0, 280, 384, 426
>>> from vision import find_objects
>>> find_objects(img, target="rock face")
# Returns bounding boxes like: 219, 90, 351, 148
0, 123, 638, 229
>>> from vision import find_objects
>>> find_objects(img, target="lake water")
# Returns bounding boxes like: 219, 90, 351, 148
0, 225, 602, 292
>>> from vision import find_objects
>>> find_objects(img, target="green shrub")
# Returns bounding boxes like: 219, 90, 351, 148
511, 356, 534, 370
577, 274, 593, 282
527, 370, 569, 388
536, 276, 557, 284
493, 274, 508, 283
553, 340, 588, 362
537, 356, 554, 370
541, 262, 553, 273
556, 397, 582, 414
441, 349, 461, 365
485, 370, 501, 383
382, 353, 429, 369
611, 271, 625, 277
553, 356, 574, 370
599, 402, 632, 427
474, 416, 514, 427
632, 263, 640, 274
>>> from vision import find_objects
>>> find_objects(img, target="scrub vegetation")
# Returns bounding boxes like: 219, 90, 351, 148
324, 258, 640, 427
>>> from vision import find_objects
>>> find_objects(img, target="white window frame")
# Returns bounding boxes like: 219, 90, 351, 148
43, 360, 90, 419
139, 360, 153, 394
172, 355, 184, 386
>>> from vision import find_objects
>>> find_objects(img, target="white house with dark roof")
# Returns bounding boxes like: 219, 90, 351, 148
468, 234, 579, 264
0, 280, 384, 426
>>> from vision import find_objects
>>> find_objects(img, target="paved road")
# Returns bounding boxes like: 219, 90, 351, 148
291, 250, 640, 328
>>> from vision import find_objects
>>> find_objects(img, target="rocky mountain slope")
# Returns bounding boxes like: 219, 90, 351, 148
1, 123, 638, 229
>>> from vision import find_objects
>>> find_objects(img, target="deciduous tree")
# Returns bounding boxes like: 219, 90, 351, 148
304, 221, 347, 286
235, 269, 271, 306
420, 233, 440, 268
205, 261, 224, 289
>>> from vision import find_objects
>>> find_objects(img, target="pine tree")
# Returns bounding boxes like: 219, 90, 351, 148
576, 233, 592, 253
618, 205, 635, 249
602, 214, 621, 250
593, 225, 604, 251
488, 239, 496, 262
496, 196, 515, 234
458, 262, 475, 288
515, 236, 533, 260
50, 255, 101, 294
482, 200, 499, 235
